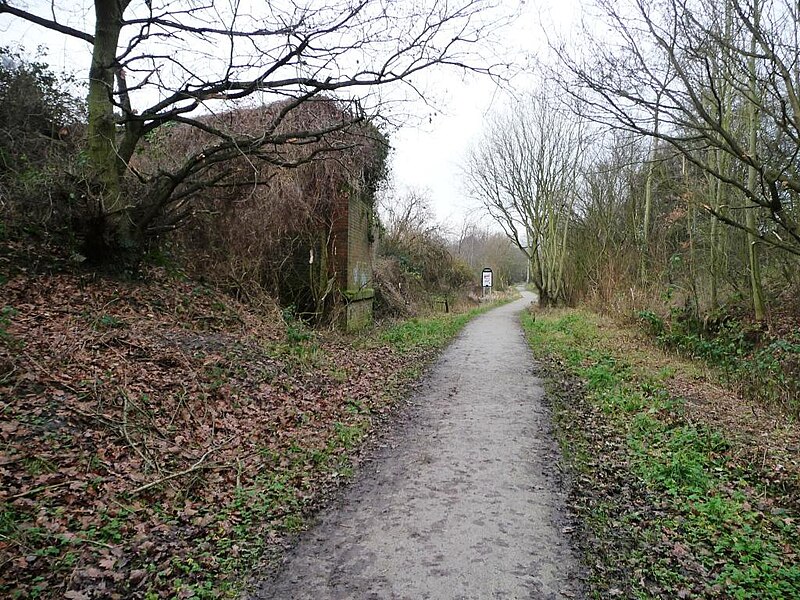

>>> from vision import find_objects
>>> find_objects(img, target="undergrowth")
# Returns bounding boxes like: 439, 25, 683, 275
637, 309, 800, 413
523, 309, 800, 599
378, 295, 515, 354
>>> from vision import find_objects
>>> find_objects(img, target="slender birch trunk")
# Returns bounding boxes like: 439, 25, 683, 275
640, 102, 660, 285
747, 0, 767, 321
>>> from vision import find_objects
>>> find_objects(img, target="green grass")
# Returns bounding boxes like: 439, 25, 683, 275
380, 313, 472, 352
379, 299, 512, 353
522, 309, 800, 599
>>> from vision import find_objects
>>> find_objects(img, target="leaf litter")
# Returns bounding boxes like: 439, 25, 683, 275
0, 267, 442, 598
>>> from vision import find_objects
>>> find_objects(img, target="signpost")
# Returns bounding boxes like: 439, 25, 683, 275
481, 267, 493, 299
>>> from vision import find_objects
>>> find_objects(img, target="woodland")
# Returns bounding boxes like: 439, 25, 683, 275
0, 0, 799, 598
465, 0, 799, 407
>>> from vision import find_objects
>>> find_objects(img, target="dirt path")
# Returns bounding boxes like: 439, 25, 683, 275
250, 293, 585, 599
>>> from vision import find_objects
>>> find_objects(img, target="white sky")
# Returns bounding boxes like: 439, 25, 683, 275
390, 0, 583, 228
1, 0, 584, 228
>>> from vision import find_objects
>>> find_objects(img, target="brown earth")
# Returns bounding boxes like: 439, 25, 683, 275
0, 265, 451, 598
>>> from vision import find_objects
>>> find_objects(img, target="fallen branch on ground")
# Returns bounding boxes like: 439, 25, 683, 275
128, 437, 235, 496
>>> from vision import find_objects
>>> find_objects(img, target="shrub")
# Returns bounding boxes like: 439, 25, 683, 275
637, 308, 800, 413
375, 191, 476, 317
0, 47, 86, 246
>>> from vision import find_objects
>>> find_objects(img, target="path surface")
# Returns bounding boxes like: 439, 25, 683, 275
250, 292, 585, 599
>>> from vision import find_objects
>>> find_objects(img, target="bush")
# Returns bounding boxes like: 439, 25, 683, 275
374, 238, 474, 318
375, 191, 476, 317
0, 47, 86, 245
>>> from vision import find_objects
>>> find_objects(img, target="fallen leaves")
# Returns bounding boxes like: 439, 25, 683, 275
0, 267, 441, 598
527, 308, 800, 599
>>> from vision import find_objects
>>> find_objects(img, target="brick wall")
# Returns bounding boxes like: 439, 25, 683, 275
329, 190, 374, 330
347, 195, 373, 291
330, 191, 374, 292
330, 191, 349, 290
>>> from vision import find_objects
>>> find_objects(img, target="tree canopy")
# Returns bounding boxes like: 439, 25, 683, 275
0, 0, 504, 261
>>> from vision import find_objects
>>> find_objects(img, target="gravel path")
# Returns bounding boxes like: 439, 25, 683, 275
250, 292, 585, 599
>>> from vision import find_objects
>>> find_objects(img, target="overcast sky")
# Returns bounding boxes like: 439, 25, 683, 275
1, 0, 583, 230
389, 0, 582, 230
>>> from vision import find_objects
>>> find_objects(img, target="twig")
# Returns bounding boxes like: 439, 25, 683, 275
121, 390, 162, 477
21, 351, 83, 395
65, 405, 122, 429
0, 533, 33, 552
73, 537, 115, 550
8, 481, 70, 500
128, 444, 227, 496
0, 363, 17, 385
166, 386, 188, 430
108, 497, 142, 514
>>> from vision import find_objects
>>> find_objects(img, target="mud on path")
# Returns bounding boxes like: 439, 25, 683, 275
250, 293, 585, 599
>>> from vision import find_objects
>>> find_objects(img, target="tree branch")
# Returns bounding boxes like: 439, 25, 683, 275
0, 2, 94, 44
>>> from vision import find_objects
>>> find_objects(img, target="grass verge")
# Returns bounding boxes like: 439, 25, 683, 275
522, 308, 800, 599
377, 298, 513, 354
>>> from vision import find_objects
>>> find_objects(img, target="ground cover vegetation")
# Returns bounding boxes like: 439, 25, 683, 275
523, 308, 800, 599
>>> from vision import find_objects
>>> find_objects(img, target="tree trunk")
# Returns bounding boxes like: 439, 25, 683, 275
709, 0, 733, 313
710, 147, 729, 313
86, 0, 135, 259
640, 100, 660, 285
709, 196, 720, 311
641, 157, 654, 284
555, 199, 572, 304
747, 0, 767, 321
684, 157, 699, 316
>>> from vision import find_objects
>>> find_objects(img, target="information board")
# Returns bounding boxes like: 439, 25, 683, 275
481, 268, 493, 287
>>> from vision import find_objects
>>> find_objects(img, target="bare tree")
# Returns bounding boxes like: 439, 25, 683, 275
463, 87, 588, 305
556, 0, 800, 260
376, 187, 473, 308
574, 131, 647, 300
0, 0, 505, 262
449, 221, 527, 286
379, 187, 440, 250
